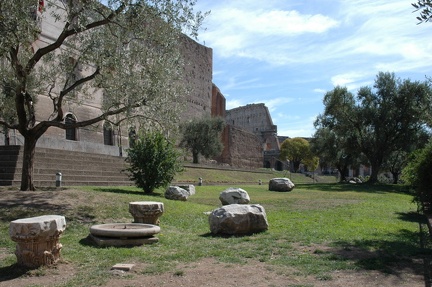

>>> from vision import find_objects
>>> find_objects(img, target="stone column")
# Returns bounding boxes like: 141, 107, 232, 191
129, 201, 164, 225
9, 215, 66, 268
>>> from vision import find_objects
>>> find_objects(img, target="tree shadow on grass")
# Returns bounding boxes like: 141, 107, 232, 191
326, 228, 432, 285
0, 191, 70, 223
92, 187, 164, 198
396, 211, 427, 224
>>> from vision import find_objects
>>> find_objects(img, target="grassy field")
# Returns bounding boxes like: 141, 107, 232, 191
0, 175, 431, 286
173, 165, 338, 185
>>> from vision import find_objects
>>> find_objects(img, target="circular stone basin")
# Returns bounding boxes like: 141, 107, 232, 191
89, 223, 160, 238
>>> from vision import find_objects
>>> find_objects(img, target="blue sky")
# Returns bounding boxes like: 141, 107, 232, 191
194, 0, 432, 138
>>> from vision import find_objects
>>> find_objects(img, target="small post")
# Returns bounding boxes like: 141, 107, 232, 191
55, 172, 62, 187
198, 177, 202, 186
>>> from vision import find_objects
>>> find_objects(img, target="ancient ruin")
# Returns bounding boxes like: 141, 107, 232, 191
129, 201, 164, 225
9, 215, 66, 268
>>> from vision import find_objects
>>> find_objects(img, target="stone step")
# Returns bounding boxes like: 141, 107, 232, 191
0, 179, 134, 187
0, 172, 129, 182
0, 146, 132, 187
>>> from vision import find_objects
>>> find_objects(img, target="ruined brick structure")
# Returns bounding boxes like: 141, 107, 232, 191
1, 1, 217, 157
215, 125, 263, 169
1, 1, 287, 171
225, 104, 286, 170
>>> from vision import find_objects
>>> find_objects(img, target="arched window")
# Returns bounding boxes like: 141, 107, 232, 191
65, 114, 77, 141
103, 122, 114, 146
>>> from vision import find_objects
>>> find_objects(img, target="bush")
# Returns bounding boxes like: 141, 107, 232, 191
402, 142, 432, 210
125, 131, 183, 194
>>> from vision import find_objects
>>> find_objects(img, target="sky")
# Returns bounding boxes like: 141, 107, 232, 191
193, 0, 432, 138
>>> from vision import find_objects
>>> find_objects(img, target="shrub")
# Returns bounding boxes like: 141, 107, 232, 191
402, 142, 432, 210
125, 131, 183, 194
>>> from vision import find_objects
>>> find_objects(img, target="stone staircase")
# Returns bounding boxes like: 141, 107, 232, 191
0, 146, 133, 187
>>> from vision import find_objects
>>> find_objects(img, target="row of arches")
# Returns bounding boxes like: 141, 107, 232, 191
64, 113, 114, 146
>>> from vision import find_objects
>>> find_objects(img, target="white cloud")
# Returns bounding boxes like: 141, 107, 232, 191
199, 4, 339, 64
263, 97, 294, 111
197, 0, 432, 137
226, 99, 245, 110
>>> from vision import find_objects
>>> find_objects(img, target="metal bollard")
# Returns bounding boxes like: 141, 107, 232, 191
55, 172, 62, 187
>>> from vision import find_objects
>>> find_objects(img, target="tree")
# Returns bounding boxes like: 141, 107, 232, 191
315, 72, 431, 183
279, 137, 312, 172
311, 125, 360, 182
382, 129, 428, 184
402, 142, 432, 208
0, 0, 204, 190
125, 130, 183, 194
179, 116, 225, 164
413, 0, 432, 23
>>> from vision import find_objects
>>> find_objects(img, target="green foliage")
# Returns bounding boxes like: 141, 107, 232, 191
0, 183, 423, 285
179, 116, 225, 164
413, 0, 432, 23
0, 0, 205, 190
125, 131, 183, 193
402, 142, 432, 205
314, 72, 431, 183
279, 137, 313, 172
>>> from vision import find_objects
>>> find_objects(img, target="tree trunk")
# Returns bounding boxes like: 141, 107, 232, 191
293, 160, 301, 173
337, 165, 349, 183
192, 151, 199, 164
368, 163, 380, 184
391, 171, 399, 184
20, 136, 37, 191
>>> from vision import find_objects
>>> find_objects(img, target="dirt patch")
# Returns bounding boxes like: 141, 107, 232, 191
0, 257, 425, 287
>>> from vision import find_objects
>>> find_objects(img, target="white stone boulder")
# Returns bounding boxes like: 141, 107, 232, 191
209, 204, 269, 235
165, 186, 189, 201
219, 187, 250, 205
269, 177, 295, 192
178, 184, 196, 195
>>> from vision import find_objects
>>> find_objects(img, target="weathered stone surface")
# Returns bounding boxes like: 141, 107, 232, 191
268, 178, 295, 192
178, 184, 196, 195
9, 215, 66, 268
89, 223, 160, 247
129, 201, 164, 225
89, 223, 160, 238
209, 204, 268, 235
165, 186, 189, 201
219, 187, 250, 205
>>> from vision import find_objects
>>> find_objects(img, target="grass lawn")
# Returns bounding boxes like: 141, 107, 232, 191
0, 182, 430, 286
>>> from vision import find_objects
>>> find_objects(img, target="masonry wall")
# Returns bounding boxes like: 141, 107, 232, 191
211, 84, 226, 118
225, 103, 277, 136
180, 35, 213, 120
1, 1, 214, 156
215, 125, 263, 169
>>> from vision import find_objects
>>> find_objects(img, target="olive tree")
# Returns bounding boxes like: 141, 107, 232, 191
279, 137, 313, 172
314, 72, 431, 183
179, 116, 225, 164
0, 0, 205, 190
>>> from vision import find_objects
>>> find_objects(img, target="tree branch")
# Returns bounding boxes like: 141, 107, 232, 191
25, 2, 127, 74
38, 100, 145, 130
0, 120, 19, 130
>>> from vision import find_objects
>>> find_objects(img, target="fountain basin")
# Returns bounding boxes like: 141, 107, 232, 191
89, 223, 160, 247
